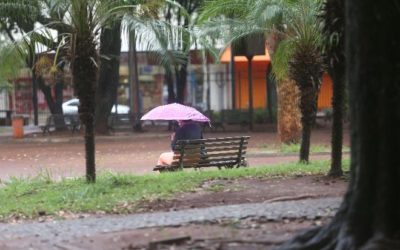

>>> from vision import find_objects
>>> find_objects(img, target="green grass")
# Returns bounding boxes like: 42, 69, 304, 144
0, 159, 349, 220
259, 143, 350, 154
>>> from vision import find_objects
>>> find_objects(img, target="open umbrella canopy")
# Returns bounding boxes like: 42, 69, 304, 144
140, 103, 210, 122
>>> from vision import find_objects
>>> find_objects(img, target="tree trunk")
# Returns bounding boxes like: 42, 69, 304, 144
298, 86, 318, 162
329, 69, 345, 176
266, 64, 277, 123
37, 76, 67, 130
289, 45, 323, 163
128, 30, 142, 131
276, 79, 302, 144
322, 0, 346, 177
95, 20, 121, 134
165, 68, 176, 131
73, 35, 97, 183
278, 0, 400, 248
165, 68, 176, 104
175, 64, 187, 104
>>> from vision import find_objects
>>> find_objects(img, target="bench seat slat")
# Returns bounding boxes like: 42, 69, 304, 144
177, 160, 244, 169
172, 156, 246, 166
172, 151, 246, 161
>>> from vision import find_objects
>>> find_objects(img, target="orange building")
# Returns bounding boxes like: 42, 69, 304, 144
220, 46, 333, 110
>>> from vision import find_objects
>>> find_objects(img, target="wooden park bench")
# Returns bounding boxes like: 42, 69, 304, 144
40, 114, 80, 135
154, 136, 250, 172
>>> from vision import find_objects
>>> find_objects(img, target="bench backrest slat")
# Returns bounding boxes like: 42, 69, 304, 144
175, 136, 250, 144
175, 142, 248, 150
170, 136, 250, 169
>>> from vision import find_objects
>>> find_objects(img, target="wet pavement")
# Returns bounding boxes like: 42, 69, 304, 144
0, 197, 341, 249
0, 125, 350, 181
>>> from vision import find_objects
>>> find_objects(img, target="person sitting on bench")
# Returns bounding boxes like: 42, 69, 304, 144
157, 120, 203, 166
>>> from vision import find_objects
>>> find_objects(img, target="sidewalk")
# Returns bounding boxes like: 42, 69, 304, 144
0, 197, 341, 249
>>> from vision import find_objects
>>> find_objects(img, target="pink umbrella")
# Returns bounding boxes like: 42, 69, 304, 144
140, 103, 210, 122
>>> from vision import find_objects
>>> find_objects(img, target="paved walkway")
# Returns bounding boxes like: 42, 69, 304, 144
0, 197, 341, 249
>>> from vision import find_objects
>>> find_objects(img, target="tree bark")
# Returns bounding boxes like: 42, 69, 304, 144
276, 79, 302, 144
289, 46, 323, 162
321, 0, 346, 177
329, 70, 345, 176
298, 87, 317, 162
165, 68, 176, 104
266, 64, 277, 123
37, 76, 67, 129
176, 64, 187, 104
279, 0, 400, 248
95, 20, 121, 134
73, 34, 97, 183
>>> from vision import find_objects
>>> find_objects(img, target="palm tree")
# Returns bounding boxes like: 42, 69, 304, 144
272, 41, 302, 144
0, 42, 25, 92
277, 0, 324, 162
199, 0, 303, 143
0, 0, 71, 126
66, 0, 102, 182
320, 0, 345, 176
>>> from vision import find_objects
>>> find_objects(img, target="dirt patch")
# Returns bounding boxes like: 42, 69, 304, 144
137, 174, 348, 213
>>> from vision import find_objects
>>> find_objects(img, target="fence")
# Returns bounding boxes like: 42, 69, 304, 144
0, 67, 296, 127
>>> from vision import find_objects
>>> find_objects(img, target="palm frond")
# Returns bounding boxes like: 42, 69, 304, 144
271, 39, 295, 82
0, 0, 41, 23
122, 16, 187, 71
198, 0, 253, 23
0, 42, 25, 88
319, 0, 345, 66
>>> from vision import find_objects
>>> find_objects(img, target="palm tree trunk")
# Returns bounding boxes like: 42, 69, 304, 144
176, 64, 187, 104
289, 46, 323, 163
266, 65, 277, 122
329, 71, 345, 176
299, 87, 318, 162
321, 0, 345, 177
277, 79, 302, 143
73, 34, 97, 183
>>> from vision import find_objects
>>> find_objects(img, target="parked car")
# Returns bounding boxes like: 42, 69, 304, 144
62, 98, 130, 115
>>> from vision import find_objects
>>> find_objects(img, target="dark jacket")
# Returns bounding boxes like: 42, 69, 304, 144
171, 122, 203, 151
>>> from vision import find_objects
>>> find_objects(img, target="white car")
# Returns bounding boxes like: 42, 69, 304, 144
62, 98, 130, 115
